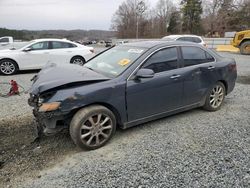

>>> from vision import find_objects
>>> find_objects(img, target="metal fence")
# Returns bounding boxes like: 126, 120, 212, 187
112, 38, 233, 49
0, 38, 233, 51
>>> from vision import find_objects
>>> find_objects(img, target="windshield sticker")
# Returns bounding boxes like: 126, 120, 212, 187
118, 59, 131, 66
128, 49, 144, 54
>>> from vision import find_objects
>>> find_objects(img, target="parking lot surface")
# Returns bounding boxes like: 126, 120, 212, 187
0, 52, 249, 188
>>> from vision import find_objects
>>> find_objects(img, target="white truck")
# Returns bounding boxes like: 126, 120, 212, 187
0, 36, 14, 46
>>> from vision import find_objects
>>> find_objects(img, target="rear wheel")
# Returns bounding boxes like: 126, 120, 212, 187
70, 56, 86, 66
240, 41, 250, 55
203, 82, 226, 111
70, 105, 116, 150
0, 59, 18, 75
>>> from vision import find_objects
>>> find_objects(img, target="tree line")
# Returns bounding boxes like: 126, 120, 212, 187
111, 0, 250, 38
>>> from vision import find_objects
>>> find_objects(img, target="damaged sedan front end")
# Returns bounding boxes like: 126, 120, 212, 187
28, 63, 111, 136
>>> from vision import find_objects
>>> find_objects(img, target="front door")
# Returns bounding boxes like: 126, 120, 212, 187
19, 41, 50, 69
126, 47, 184, 122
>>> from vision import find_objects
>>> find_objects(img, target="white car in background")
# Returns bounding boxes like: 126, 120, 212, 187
0, 38, 94, 75
162, 35, 206, 47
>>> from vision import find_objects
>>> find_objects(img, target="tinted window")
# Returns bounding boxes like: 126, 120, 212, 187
30, 42, 49, 50
177, 37, 201, 43
177, 37, 187, 42
0, 38, 9, 43
193, 37, 202, 43
52, 41, 76, 49
182, 47, 215, 66
142, 47, 178, 73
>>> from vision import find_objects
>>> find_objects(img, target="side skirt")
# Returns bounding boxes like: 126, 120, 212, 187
121, 103, 202, 129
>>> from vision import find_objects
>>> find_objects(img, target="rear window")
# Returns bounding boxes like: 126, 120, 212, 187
0, 38, 9, 43
177, 37, 201, 43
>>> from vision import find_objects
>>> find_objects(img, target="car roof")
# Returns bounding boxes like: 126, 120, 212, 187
32, 38, 73, 43
123, 40, 197, 49
163, 35, 202, 39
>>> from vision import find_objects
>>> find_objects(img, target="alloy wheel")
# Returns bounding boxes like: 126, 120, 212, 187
0, 61, 15, 75
72, 58, 84, 66
80, 113, 113, 147
209, 85, 224, 109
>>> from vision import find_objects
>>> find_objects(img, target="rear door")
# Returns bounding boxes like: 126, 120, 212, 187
180, 46, 217, 106
49, 41, 77, 64
126, 47, 184, 122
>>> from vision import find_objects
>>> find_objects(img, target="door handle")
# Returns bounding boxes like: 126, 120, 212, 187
170, 75, 181, 79
207, 66, 215, 70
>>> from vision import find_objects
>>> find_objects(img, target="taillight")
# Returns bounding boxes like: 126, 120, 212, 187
229, 63, 237, 72
90, 49, 94, 53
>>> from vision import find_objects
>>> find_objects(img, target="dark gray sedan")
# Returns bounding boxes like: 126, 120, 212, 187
28, 41, 237, 150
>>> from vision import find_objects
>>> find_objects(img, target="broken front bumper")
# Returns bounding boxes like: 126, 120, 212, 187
29, 95, 68, 135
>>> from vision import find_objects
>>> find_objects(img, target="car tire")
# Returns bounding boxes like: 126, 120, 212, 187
70, 56, 86, 66
240, 41, 250, 55
0, 59, 18, 75
70, 105, 116, 150
203, 82, 226, 111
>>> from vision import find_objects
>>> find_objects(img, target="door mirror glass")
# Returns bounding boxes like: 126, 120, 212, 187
136, 68, 155, 79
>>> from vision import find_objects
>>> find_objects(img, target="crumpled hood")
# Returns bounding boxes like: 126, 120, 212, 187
30, 63, 109, 95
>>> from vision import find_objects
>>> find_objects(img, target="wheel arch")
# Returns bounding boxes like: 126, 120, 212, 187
70, 55, 86, 63
0, 58, 19, 70
239, 38, 250, 46
69, 102, 122, 128
218, 80, 228, 94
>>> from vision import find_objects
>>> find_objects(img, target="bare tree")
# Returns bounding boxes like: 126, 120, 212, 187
111, 0, 149, 38
155, 0, 175, 36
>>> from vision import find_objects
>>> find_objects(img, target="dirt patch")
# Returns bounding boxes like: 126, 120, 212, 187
0, 115, 77, 187
237, 75, 250, 85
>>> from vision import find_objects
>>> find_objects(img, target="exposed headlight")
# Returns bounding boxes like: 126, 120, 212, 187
39, 102, 61, 112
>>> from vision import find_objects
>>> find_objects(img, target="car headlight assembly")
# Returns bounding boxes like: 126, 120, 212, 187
39, 102, 61, 112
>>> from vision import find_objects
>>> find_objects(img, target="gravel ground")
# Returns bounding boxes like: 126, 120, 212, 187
0, 52, 249, 188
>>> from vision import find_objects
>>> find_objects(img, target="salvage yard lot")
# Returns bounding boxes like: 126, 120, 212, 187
0, 52, 250, 187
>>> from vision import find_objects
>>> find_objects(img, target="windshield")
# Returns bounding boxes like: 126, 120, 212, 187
84, 46, 145, 77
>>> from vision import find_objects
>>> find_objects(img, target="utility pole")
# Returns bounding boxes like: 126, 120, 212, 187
136, 1, 146, 39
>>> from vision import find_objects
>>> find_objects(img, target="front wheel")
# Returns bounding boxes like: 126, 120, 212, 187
0, 59, 18, 75
70, 105, 116, 150
203, 82, 226, 111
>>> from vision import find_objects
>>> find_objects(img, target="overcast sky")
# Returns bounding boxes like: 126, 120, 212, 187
0, 0, 160, 30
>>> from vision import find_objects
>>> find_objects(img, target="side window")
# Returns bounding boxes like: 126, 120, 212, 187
193, 37, 202, 43
0, 38, 9, 43
205, 51, 215, 62
30, 42, 49, 50
142, 47, 178, 73
68, 43, 77, 48
182, 46, 215, 67
52, 42, 77, 49
177, 37, 186, 41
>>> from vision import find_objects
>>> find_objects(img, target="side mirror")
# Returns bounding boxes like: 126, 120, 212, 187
135, 68, 155, 79
23, 47, 32, 52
